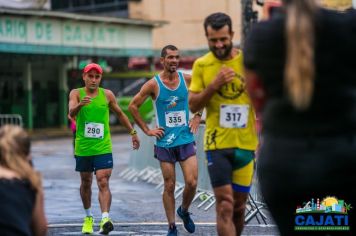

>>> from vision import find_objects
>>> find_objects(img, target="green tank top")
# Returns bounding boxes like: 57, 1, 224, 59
75, 87, 112, 156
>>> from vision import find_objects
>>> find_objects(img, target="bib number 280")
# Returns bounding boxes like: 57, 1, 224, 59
84, 122, 104, 139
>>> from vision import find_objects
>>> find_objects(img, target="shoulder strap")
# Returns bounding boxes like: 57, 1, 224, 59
79, 87, 85, 99
154, 74, 162, 87
177, 71, 188, 89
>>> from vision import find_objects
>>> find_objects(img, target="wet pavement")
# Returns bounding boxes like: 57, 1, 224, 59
32, 134, 279, 235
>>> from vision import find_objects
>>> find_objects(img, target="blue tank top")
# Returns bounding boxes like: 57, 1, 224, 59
154, 72, 194, 148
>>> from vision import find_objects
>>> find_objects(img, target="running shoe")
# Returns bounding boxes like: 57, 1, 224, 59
177, 205, 195, 233
99, 217, 114, 235
167, 224, 178, 236
82, 216, 94, 234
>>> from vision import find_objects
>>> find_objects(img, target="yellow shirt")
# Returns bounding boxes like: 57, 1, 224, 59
190, 51, 259, 151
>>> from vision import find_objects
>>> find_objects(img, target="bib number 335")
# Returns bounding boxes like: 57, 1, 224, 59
84, 122, 104, 139
220, 104, 249, 128
165, 110, 187, 127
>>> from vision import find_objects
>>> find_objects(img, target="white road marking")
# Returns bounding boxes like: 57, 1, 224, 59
48, 222, 276, 227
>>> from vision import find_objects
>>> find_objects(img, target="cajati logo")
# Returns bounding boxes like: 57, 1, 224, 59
294, 196, 352, 231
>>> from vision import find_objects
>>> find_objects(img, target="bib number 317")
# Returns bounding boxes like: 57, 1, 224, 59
220, 105, 249, 128
85, 122, 104, 139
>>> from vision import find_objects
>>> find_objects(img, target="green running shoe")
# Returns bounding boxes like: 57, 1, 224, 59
82, 216, 94, 234
99, 217, 114, 235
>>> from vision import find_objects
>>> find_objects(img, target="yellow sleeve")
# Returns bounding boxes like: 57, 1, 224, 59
189, 59, 204, 93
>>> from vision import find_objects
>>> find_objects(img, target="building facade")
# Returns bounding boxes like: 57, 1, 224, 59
51, 0, 245, 52
0, 8, 159, 129
128, 0, 243, 50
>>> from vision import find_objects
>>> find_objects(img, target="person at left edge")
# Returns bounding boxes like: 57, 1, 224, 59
68, 63, 140, 235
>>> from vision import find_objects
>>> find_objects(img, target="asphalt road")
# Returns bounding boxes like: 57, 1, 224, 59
32, 134, 279, 235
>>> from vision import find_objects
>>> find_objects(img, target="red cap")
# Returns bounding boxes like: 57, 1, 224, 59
83, 63, 103, 74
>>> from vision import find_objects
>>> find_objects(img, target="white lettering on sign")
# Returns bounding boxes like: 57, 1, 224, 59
0, 16, 150, 49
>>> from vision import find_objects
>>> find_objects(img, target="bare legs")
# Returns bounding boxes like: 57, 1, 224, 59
214, 185, 248, 236
160, 155, 198, 225
79, 169, 112, 214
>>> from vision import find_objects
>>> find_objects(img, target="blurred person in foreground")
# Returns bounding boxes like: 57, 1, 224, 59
189, 13, 259, 236
129, 45, 201, 236
0, 125, 47, 236
68, 63, 140, 235
244, 0, 356, 235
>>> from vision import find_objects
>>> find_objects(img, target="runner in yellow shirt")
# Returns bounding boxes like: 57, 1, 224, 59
189, 13, 258, 236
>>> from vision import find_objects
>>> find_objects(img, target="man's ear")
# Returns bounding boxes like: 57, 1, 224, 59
230, 31, 235, 39
160, 57, 164, 65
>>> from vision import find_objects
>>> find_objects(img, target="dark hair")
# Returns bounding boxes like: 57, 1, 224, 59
161, 45, 178, 58
204, 12, 232, 36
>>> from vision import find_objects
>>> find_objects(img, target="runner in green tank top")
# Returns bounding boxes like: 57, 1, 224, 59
75, 87, 112, 157
68, 63, 140, 235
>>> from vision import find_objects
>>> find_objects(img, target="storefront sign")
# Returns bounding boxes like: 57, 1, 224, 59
0, 16, 152, 55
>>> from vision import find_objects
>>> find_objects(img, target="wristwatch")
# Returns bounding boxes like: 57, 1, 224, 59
130, 129, 137, 135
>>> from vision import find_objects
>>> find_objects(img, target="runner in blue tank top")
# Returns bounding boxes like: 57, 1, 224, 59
154, 70, 194, 148
129, 45, 203, 236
